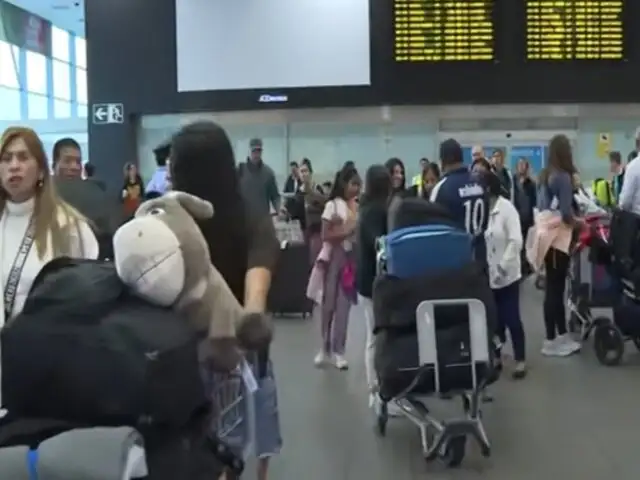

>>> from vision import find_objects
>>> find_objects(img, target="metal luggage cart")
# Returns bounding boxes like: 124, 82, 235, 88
206, 359, 257, 479
374, 299, 494, 468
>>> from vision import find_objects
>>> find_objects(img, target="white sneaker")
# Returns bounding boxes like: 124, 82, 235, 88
314, 351, 329, 367
557, 334, 582, 355
541, 337, 579, 357
541, 339, 572, 357
333, 354, 349, 370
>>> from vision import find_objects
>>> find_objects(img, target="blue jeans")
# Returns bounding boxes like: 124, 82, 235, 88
493, 281, 526, 362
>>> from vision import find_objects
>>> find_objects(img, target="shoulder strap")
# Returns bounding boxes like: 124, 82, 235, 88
4, 217, 36, 321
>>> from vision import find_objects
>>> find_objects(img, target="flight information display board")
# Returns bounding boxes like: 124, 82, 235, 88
526, 0, 624, 60
394, 0, 495, 62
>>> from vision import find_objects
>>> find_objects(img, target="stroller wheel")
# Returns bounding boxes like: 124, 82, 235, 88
593, 323, 624, 366
441, 435, 467, 468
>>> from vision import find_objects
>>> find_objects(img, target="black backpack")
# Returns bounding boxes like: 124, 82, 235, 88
1, 258, 207, 428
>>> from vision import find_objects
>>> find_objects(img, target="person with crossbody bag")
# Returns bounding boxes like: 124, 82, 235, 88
0, 127, 99, 335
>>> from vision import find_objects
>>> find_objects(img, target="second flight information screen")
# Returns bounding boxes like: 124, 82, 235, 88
394, 0, 495, 62
525, 0, 624, 60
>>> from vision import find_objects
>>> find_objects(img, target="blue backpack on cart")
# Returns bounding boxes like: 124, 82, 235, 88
380, 224, 473, 279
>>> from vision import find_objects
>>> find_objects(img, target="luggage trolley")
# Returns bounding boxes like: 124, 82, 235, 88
206, 359, 258, 479
375, 299, 493, 468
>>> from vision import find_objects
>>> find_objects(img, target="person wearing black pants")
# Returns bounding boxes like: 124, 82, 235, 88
537, 135, 583, 357
484, 172, 527, 378
543, 248, 571, 346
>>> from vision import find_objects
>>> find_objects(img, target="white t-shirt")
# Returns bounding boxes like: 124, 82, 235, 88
0, 198, 99, 326
321, 198, 353, 251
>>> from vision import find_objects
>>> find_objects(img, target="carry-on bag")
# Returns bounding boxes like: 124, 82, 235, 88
1, 258, 207, 428
382, 225, 473, 279
268, 242, 312, 316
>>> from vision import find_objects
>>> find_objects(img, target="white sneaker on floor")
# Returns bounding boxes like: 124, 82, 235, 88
541, 339, 569, 357
541, 337, 579, 357
314, 351, 329, 367
557, 334, 582, 354
333, 354, 349, 370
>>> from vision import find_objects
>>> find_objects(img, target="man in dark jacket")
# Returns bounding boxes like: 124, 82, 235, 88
609, 151, 625, 201
490, 149, 513, 201
238, 138, 281, 216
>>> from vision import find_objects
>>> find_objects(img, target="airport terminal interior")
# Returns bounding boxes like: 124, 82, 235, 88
268, 279, 640, 480
2, 0, 640, 479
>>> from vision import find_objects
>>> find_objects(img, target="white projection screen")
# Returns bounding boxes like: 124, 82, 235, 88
175, 0, 371, 92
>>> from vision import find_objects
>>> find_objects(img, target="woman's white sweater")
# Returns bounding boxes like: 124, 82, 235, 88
0, 198, 99, 326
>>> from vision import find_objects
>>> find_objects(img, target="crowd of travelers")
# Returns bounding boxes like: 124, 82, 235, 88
1, 121, 638, 479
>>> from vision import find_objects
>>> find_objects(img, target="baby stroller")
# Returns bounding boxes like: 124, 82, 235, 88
585, 208, 640, 366
372, 217, 499, 467
565, 212, 614, 340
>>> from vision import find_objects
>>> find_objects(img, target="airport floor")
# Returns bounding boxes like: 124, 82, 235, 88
261, 278, 640, 480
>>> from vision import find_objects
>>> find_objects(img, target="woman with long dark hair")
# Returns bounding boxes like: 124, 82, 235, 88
408, 162, 440, 199
537, 134, 583, 357
313, 166, 361, 370
356, 165, 392, 406
121, 163, 145, 218
169, 121, 281, 480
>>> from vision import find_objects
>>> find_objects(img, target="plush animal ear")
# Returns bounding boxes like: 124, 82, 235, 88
168, 191, 214, 219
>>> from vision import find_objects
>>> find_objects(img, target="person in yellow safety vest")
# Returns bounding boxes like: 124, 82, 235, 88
411, 157, 429, 187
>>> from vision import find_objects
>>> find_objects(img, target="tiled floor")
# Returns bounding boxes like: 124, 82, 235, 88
260, 279, 640, 479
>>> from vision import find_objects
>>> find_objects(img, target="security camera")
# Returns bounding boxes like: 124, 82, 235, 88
506, 132, 512, 138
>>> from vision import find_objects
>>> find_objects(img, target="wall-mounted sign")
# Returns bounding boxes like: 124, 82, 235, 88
597, 132, 612, 159
258, 94, 288, 103
92, 103, 125, 125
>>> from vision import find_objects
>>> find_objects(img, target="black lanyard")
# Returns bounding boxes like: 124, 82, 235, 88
3, 217, 35, 321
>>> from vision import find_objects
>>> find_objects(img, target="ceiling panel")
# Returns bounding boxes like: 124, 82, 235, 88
7, 0, 85, 36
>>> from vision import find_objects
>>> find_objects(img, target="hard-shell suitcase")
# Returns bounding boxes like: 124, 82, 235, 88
268, 242, 312, 316
382, 225, 473, 279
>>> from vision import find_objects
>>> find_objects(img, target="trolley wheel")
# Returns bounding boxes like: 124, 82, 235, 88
534, 275, 545, 290
593, 323, 625, 366
440, 436, 467, 468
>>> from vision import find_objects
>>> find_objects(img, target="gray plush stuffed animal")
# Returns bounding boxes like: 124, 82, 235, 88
112, 191, 272, 371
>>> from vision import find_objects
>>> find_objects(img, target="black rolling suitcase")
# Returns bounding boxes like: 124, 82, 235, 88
268, 242, 313, 316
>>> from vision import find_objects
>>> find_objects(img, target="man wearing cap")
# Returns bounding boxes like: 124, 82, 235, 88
431, 138, 489, 266
146, 139, 171, 196
239, 138, 281, 216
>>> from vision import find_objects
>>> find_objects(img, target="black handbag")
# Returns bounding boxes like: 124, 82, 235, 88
1, 259, 207, 428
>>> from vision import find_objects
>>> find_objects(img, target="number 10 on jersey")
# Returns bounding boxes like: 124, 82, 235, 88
463, 198, 485, 236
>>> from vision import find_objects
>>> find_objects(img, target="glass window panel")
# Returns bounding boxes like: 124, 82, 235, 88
75, 67, 87, 104
53, 99, 71, 118
0, 87, 21, 120
52, 60, 71, 100
75, 36, 86, 69
25, 51, 47, 94
77, 103, 87, 118
27, 93, 48, 119
51, 26, 70, 62
0, 41, 19, 88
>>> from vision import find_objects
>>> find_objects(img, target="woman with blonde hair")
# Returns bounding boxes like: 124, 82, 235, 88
0, 127, 98, 326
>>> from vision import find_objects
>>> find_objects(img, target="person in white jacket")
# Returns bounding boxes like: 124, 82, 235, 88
484, 172, 527, 378
0, 127, 99, 327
